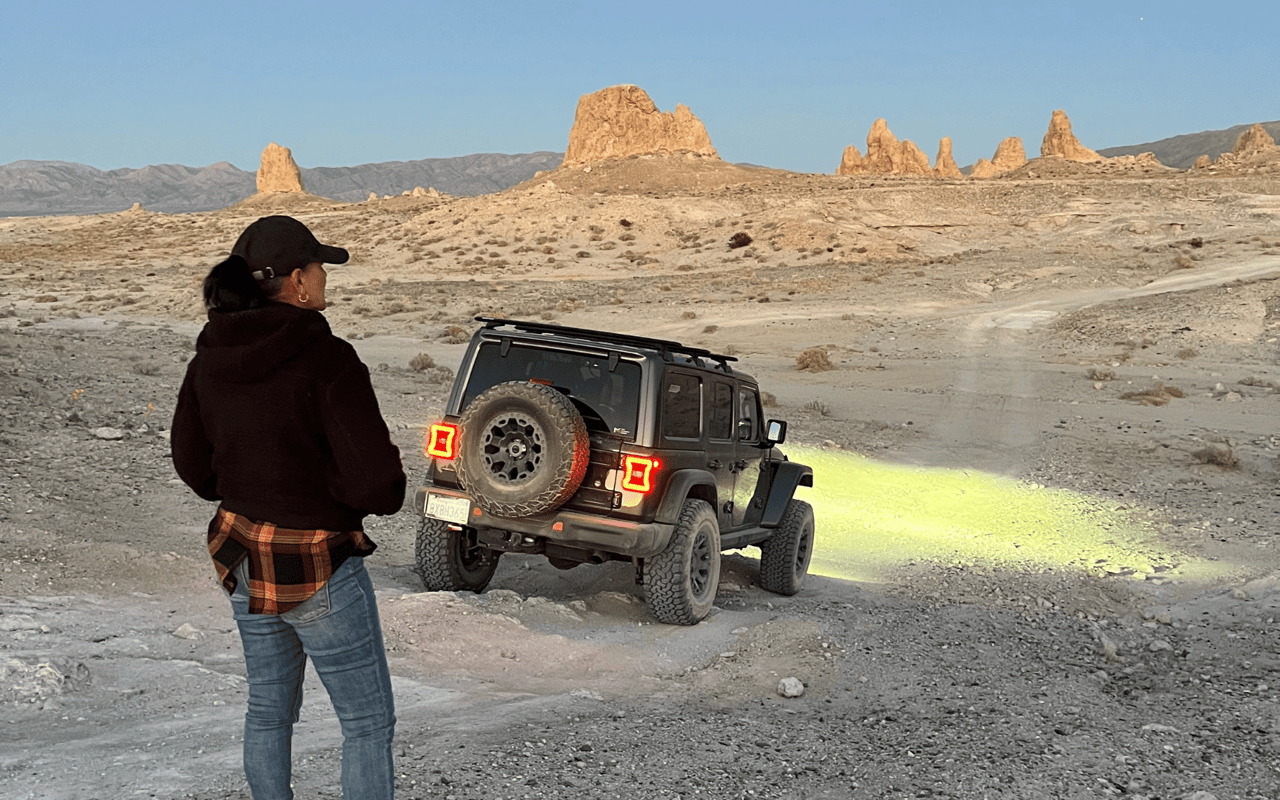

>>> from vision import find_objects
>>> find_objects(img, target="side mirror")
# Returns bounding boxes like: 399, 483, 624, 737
765, 419, 787, 444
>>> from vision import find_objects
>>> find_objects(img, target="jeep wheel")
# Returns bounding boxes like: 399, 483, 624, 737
759, 499, 814, 596
457, 381, 590, 517
415, 517, 501, 592
645, 499, 721, 625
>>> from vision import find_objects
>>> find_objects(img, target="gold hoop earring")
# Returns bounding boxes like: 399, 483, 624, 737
298, 290, 310, 304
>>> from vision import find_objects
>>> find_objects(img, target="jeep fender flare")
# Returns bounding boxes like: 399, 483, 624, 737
761, 461, 814, 528
654, 470, 718, 525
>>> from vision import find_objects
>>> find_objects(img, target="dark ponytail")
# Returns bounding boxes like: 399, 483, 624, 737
201, 255, 284, 311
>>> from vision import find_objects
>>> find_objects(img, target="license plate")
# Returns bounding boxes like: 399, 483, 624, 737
425, 493, 471, 525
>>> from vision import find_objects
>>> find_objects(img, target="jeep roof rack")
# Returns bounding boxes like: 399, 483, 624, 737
475, 316, 738, 371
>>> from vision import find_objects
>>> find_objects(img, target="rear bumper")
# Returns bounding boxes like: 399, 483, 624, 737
414, 486, 674, 559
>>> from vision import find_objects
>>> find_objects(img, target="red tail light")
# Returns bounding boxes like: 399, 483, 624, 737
426, 422, 459, 459
621, 455, 660, 493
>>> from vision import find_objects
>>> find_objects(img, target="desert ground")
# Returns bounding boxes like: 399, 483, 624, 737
2, 157, 1280, 799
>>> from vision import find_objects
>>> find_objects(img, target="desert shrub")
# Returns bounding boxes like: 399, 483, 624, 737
1086, 367, 1116, 381
409, 353, 436, 371
804, 400, 832, 416
682, 311, 697, 319
442, 326, 469, 344
797, 348, 834, 372
132, 361, 161, 377
728, 232, 753, 249
761, 391, 777, 407
1120, 383, 1184, 405
575, 251, 591, 259
702, 324, 718, 334
1192, 443, 1238, 468
1176, 348, 1198, 359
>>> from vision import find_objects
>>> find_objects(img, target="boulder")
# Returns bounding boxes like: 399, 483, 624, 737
1040, 110, 1102, 162
992, 137, 1028, 172
933, 137, 963, 178
1193, 154, 1212, 169
256, 142, 305, 193
561, 85, 719, 168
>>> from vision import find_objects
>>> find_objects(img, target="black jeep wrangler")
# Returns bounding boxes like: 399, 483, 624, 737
413, 317, 815, 625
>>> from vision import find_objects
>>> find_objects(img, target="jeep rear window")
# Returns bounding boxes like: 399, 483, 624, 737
462, 342, 642, 438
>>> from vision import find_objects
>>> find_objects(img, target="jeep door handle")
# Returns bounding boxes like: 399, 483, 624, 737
707, 459, 723, 470
731, 460, 748, 472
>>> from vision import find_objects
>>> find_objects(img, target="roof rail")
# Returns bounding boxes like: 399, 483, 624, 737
475, 317, 738, 370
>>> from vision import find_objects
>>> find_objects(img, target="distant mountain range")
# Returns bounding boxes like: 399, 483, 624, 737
1097, 121, 1280, 168
0, 152, 564, 217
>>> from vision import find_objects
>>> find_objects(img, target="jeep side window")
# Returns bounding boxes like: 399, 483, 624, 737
737, 386, 761, 442
663, 373, 701, 439
709, 381, 733, 440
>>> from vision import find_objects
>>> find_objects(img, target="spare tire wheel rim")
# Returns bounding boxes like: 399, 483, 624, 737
482, 411, 544, 484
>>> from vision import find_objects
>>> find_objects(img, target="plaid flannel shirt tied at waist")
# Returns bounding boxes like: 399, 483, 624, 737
208, 507, 377, 615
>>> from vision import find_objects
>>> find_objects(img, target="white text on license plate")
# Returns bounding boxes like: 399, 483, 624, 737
425, 493, 470, 525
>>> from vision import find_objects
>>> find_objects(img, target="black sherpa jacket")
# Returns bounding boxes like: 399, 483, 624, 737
172, 302, 406, 531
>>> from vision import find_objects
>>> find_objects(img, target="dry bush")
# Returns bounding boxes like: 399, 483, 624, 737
1192, 443, 1238, 468
728, 232, 753, 249
804, 399, 832, 417
131, 361, 161, 377
681, 311, 697, 319
1119, 383, 1185, 405
796, 348, 835, 372
442, 326, 469, 344
702, 324, 718, 334
1086, 367, 1116, 381
1176, 348, 1198, 360
761, 391, 777, 407
408, 353, 435, 371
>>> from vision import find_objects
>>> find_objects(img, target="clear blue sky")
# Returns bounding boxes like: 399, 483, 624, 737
3, 0, 1276, 173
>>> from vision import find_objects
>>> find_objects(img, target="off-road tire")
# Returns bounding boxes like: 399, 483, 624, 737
456, 381, 590, 517
415, 517, 501, 592
759, 499, 814, 596
644, 499, 721, 625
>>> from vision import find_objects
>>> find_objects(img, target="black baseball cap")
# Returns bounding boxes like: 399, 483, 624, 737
231, 215, 350, 280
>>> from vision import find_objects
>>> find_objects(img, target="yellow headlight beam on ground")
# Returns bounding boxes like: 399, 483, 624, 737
784, 445, 1224, 584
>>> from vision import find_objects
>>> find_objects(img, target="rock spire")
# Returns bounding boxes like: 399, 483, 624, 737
560, 85, 719, 168
256, 142, 305, 193
1040, 110, 1102, 162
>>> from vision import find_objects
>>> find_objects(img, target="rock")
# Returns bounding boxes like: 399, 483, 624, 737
561, 85, 719, 168
863, 119, 932, 176
836, 144, 867, 175
365, 191, 377, 202
91, 427, 124, 440
1231, 122, 1276, 155
933, 137, 963, 178
410, 186, 427, 197
777, 677, 805, 698
255, 142, 305, 194
1193, 154, 1212, 169
1040, 109, 1102, 162
173, 623, 203, 640
969, 158, 998, 179
1183, 792, 1218, 800
992, 137, 1028, 172
1141, 723, 1181, 733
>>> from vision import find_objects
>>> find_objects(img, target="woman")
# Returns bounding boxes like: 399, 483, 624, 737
172, 214, 406, 800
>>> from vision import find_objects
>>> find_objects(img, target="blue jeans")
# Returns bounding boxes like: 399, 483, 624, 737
228, 556, 396, 800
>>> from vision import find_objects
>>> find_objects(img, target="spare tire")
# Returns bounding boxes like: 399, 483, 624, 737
457, 381, 590, 517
